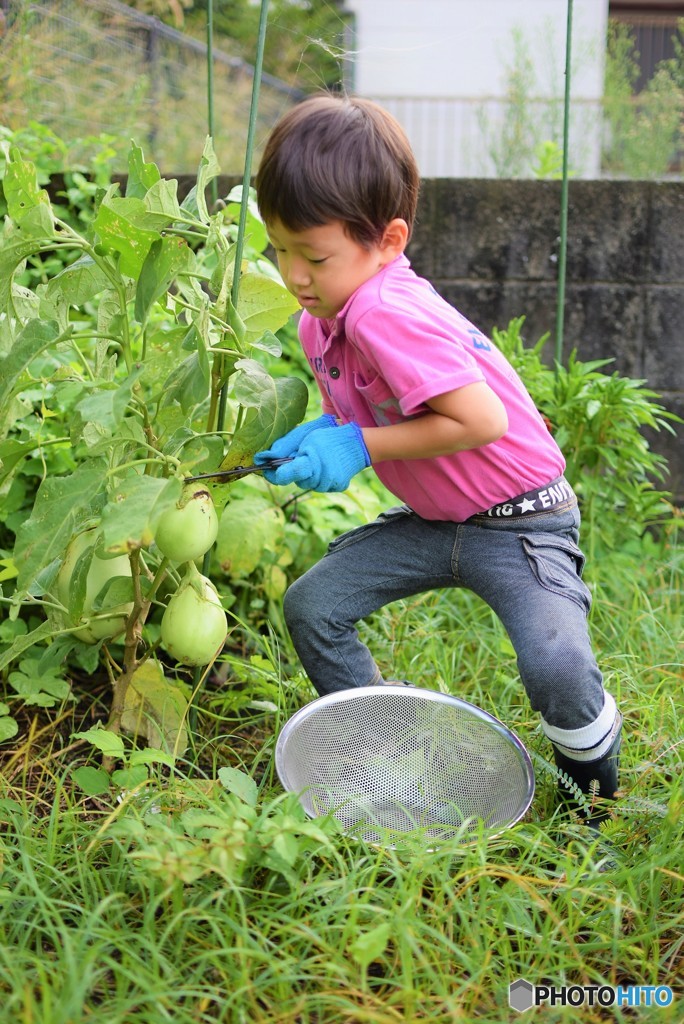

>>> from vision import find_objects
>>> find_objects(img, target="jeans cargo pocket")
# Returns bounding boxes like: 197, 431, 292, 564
520, 532, 592, 613
326, 505, 414, 555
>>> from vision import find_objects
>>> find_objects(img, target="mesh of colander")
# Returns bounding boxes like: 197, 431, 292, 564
276, 687, 534, 845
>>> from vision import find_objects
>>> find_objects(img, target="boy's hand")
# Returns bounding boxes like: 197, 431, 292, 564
254, 413, 337, 462
258, 423, 371, 492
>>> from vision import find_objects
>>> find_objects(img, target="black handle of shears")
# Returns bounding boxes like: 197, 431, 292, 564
185, 457, 294, 483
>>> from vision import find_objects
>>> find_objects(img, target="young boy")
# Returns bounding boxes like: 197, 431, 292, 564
253, 94, 621, 822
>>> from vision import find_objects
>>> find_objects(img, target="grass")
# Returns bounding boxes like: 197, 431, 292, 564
0, 531, 682, 1023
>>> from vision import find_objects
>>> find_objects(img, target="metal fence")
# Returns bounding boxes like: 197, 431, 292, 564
0, 0, 303, 172
377, 94, 605, 179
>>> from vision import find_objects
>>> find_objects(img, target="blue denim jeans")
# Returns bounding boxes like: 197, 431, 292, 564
284, 503, 609, 734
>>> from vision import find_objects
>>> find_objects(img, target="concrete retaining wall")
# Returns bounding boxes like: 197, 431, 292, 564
408, 180, 683, 503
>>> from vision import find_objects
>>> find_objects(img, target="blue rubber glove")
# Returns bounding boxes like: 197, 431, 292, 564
261, 422, 371, 492
254, 413, 337, 463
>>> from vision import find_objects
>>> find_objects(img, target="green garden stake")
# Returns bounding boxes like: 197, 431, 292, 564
555, 0, 574, 368
206, 0, 218, 208
216, 0, 271, 439
191, 0, 272, 736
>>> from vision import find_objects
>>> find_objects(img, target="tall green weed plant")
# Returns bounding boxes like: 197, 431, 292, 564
492, 318, 678, 560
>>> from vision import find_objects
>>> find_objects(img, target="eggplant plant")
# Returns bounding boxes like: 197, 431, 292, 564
0, 136, 307, 758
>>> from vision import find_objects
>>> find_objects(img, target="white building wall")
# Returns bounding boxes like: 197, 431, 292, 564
343, 0, 610, 177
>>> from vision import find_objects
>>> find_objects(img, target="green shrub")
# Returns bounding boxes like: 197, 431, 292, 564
492, 317, 678, 559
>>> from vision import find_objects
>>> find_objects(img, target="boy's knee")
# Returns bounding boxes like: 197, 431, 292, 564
519, 629, 596, 686
284, 567, 356, 640
518, 635, 603, 726
282, 576, 303, 630
283, 572, 321, 633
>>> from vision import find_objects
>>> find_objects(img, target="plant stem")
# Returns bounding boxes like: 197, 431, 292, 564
104, 456, 177, 479
104, 552, 171, 767
170, 291, 240, 340
146, 557, 171, 604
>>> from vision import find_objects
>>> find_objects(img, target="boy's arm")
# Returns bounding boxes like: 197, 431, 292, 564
361, 382, 508, 463
256, 381, 507, 493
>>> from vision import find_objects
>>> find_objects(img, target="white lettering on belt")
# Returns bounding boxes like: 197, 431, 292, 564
486, 503, 513, 517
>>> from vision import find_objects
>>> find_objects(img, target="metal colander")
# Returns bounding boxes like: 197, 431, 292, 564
275, 686, 534, 846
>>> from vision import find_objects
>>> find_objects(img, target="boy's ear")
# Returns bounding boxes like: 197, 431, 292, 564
380, 218, 409, 257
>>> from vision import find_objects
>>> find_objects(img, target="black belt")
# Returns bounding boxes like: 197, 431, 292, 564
469, 475, 577, 520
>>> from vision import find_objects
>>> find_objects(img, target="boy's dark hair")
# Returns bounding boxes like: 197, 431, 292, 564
256, 94, 420, 247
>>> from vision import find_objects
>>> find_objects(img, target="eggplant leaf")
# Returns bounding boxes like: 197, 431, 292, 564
0, 620, 64, 674
237, 273, 300, 343
73, 365, 145, 441
215, 494, 285, 577
219, 361, 308, 470
134, 236, 194, 326
14, 462, 109, 592
100, 475, 182, 553
194, 136, 221, 224
0, 236, 46, 309
126, 142, 162, 198
145, 178, 183, 221
121, 661, 189, 756
93, 195, 162, 278
46, 255, 112, 308
0, 321, 71, 429
2, 148, 53, 231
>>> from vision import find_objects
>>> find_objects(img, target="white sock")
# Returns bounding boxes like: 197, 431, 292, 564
541, 693, 620, 762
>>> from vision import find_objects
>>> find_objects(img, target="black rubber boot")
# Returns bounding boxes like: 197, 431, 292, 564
552, 714, 622, 828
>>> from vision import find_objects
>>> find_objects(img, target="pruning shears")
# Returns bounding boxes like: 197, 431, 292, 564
185, 457, 294, 483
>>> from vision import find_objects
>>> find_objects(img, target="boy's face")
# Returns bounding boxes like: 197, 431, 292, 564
266, 220, 395, 319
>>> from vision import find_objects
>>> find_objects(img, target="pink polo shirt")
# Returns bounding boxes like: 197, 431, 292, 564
298, 254, 565, 521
